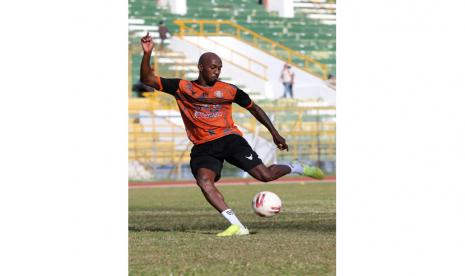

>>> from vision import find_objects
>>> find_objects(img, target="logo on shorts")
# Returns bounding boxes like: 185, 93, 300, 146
245, 154, 253, 160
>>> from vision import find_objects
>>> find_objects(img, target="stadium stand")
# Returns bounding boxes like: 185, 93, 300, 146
128, 0, 336, 76
128, 1, 336, 180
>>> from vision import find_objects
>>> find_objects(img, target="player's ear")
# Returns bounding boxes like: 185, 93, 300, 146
198, 63, 203, 72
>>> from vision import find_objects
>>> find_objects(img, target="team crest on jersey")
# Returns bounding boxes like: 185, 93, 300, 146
214, 90, 223, 98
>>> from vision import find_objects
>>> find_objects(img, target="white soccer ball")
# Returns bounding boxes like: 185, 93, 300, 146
252, 191, 282, 217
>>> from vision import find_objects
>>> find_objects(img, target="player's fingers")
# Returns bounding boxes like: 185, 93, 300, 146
142, 33, 150, 40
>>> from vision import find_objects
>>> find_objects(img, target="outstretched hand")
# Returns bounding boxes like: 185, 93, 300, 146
141, 32, 154, 54
272, 133, 289, 151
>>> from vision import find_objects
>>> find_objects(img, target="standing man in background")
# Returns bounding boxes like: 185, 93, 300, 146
280, 63, 295, 98
158, 21, 170, 51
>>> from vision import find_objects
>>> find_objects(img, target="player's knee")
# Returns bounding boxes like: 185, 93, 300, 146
262, 176, 275, 183
196, 176, 215, 191
258, 171, 275, 183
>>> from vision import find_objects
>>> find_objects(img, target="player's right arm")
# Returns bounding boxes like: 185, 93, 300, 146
140, 32, 160, 90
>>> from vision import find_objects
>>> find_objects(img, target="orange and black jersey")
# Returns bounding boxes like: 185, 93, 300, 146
154, 77, 254, 145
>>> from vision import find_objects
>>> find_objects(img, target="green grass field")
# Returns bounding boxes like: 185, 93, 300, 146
129, 182, 336, 275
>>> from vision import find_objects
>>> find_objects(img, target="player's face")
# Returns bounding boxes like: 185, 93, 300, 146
201, 58, 222, 85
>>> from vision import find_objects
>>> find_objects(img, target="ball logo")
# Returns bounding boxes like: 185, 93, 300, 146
255, 193, 266, 208
214, 90, 223, 98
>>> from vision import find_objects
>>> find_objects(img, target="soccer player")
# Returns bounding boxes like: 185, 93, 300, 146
139, 33, 324, 236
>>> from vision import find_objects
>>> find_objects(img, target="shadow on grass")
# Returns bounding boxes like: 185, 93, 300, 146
129, 220, 335, 233
128, 225, 261, 235
128, 222, 225, 233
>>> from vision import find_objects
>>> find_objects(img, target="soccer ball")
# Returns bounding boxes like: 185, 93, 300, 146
252, 191, 282, 217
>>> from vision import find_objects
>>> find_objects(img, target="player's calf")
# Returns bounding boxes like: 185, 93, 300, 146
248, 163, 291, 182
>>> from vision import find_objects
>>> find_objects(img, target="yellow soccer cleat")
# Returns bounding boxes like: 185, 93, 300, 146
291, 160, 325, 180
303, 164, 325, 180
216, 224, 250, 237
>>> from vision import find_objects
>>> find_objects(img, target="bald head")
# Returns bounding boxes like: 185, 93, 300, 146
198, 52, 221, 66
197, 52, 222, 86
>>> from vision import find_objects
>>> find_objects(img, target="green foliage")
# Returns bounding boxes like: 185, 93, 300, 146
129, 183, 336, 275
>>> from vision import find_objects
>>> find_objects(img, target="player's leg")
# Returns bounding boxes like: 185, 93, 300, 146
247, 163, 291, 182
194, 167, 249, 236
225, 135, 324, 181
195, 167, 228, 212
247, 160, 325, 181
191, 142, 228, 212
225, 136, 289, 181
190, 142, 249, 236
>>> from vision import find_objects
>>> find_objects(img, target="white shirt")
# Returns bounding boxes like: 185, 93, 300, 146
281, 68, 294, 83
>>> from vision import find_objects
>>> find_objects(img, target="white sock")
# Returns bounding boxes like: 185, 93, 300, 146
221, 209, 246, 229
287, 162, 303, 174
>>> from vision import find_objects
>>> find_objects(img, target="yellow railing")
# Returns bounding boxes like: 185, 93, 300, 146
173, 19, 328, 80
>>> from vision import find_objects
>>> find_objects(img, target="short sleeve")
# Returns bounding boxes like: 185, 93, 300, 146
233, 87, 254, 109
157, 77, 181, 95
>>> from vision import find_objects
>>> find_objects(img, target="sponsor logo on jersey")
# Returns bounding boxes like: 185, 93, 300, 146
194, 110, 223, 119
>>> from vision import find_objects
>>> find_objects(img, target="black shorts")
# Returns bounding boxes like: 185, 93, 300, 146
190, 134, 263, 182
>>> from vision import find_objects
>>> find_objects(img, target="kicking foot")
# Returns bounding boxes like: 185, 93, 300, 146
291, 160, 325, 180
303, 164, 325, 179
